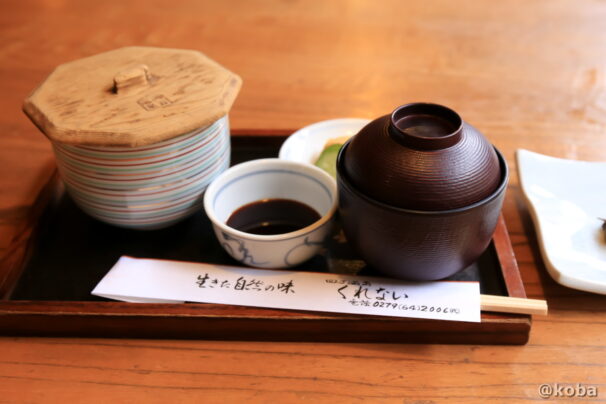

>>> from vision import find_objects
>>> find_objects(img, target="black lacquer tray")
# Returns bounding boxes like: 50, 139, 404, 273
0, 133, 530, 344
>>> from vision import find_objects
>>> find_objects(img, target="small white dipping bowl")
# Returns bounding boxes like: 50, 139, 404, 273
203, 158, 338, 268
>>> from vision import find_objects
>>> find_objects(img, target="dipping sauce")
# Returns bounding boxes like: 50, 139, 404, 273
226, 198, 321, 235
395, 114, 457, 138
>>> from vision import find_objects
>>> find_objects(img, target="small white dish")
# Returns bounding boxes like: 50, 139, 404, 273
203, 158, 338, 268
517, 149, 606, 294
279, 118, 370, 165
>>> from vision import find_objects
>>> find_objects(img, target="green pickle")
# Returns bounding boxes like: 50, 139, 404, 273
314, 143, 342, 178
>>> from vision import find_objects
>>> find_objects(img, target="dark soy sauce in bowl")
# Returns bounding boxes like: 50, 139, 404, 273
226, 198, 321, 235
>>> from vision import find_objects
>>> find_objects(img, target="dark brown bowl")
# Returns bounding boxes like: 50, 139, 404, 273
343, 103, 502, 211
337, 141, 508, 281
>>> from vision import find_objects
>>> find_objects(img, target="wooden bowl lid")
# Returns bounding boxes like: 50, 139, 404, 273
23, 46, 242, 147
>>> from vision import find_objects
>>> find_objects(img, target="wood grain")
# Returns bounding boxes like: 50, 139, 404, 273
23, 46, 242, 146
1, 0, 605, 402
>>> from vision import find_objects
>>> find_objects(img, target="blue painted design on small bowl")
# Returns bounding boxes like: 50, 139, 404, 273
220, 231, 269, 267
283, 235, 325, 267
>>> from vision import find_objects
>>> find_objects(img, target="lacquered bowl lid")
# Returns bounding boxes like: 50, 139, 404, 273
342, 103, 502, 211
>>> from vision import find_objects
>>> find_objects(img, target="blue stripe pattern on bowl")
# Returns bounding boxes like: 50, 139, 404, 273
53, 116, 230, 230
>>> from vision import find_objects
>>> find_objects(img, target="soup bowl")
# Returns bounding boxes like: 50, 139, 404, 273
337, 142, 508, 280
336, 103, 509, 280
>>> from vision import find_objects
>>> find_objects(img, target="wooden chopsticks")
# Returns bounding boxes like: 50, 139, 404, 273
480, 295, 548, 315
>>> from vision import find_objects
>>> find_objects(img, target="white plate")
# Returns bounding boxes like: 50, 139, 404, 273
517, 149, 606, 294
279, 118, 370, 165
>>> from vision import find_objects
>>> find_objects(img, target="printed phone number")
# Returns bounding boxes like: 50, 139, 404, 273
350, 299, 461, 314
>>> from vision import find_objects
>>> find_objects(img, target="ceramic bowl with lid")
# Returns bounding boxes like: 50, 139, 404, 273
337, 103, 508, 280
23, 46, 241, 229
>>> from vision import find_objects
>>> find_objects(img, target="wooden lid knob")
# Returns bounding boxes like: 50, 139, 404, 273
112, 64, 152, 94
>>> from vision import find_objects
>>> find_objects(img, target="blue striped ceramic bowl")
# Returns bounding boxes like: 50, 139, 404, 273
53, 116, 230, 230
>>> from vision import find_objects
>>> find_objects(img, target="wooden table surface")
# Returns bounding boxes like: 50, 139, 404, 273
1, 0, 605, 402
